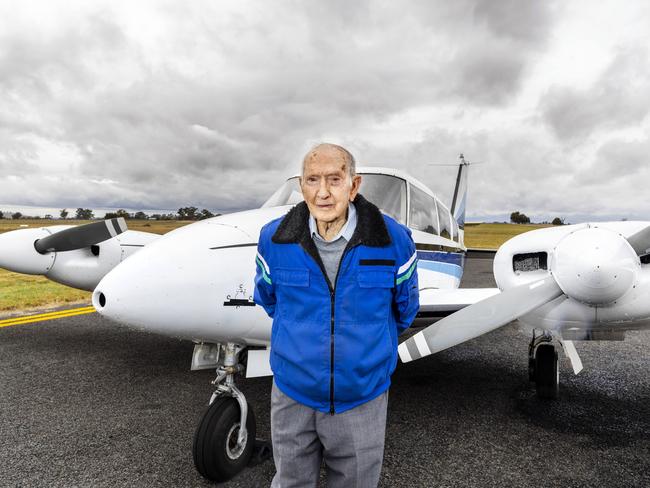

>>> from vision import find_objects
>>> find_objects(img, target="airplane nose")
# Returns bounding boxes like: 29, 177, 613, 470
92, 222, 256, 340
92, 290, 107, 309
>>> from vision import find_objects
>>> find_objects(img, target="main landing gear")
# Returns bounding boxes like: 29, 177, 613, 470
528, 331, 559, 399
192, 343, 272, 483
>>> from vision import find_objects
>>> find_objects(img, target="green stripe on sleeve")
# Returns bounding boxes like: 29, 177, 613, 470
396, 260, 417, 285
256, 256, 272, 285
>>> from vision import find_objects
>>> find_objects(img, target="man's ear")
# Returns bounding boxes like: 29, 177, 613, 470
349, 174, 362, 201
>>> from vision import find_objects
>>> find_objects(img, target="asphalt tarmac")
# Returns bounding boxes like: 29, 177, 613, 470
0, 258, 648, 487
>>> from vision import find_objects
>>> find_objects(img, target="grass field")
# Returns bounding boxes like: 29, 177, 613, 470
463, 222, 552, 249
0, 219, 552, 314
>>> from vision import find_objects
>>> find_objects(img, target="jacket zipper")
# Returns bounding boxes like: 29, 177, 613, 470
328, 243, 353, 415
329, 288, 335, 415
303, 239, 353, 416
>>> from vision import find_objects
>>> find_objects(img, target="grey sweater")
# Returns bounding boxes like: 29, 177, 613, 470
313, 236, 348, 287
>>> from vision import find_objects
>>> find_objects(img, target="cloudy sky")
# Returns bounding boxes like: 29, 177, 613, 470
1, 0, 649, 222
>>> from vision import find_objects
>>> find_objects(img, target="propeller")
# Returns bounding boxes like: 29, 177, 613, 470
34, 218, 128, 254
625, 225, 650, 256
399, 277, 563, 363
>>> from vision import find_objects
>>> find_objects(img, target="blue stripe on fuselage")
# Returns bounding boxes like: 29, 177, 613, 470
416, 251, 465, 279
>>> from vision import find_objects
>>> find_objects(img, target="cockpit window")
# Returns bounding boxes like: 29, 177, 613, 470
409, 185, 439, 235
262, 178, 303, 208
262, 174, 408, 224
359, 174, 407, 223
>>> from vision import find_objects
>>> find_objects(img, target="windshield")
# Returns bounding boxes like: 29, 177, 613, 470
262, 173, 407, 224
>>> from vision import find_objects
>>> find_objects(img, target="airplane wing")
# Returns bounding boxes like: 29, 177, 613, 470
402, 278, 563, 363
414, 287, 500, 324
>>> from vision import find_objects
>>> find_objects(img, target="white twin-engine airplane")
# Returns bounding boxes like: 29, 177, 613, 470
1, 155, 649, 482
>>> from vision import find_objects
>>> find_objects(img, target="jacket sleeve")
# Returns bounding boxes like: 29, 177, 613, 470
394, 228, 419, 334
253, 228, 276, 318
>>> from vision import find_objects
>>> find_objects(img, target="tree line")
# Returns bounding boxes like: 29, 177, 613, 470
0, 207, 220, 221
510, 211, 565, 225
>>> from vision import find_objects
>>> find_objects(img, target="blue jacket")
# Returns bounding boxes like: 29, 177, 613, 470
254, 194, 419, 414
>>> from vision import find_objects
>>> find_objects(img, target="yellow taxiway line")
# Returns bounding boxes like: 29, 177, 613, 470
0, 306, 96, 328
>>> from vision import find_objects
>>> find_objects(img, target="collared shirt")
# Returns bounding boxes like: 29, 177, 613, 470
309, 202, 357, 287
309, 202, 357, 243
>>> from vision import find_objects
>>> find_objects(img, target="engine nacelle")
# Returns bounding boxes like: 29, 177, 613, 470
495, 221, 650, 331
0, 226, 71, 274
45, 230, 160, 291
0, 226, 159, 291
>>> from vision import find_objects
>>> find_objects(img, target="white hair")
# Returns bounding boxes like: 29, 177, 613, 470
301, 143, 356, 179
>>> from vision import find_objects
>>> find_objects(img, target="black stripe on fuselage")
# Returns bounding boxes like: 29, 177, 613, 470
209, 243, 258, 250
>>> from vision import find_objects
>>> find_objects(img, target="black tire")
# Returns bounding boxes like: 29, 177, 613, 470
528, 355, 536, 382
193, 396, 256, 482
535, 344, 559, 399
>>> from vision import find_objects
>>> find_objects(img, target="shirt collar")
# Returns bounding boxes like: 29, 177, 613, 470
309, 202, 357, 243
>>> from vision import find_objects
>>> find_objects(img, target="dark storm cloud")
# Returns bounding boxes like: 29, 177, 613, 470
0, 0, 557, 212
541, 47, 650, 142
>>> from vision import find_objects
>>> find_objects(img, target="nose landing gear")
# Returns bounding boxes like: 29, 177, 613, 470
192, 343, 271, 483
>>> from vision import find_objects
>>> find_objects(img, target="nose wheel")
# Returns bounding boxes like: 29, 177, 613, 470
529, 333, 559, 399
192, 343, 272, 483
193, 396, 257, 482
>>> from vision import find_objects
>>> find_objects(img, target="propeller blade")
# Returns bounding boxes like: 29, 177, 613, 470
34, 218, 128, 254
399, 277, 563, 363
625, 226, 650, 256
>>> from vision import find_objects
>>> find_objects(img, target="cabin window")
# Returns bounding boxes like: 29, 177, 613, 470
409, 185, 439, 235
262, 177, 303, 207
439, 207, 452, 240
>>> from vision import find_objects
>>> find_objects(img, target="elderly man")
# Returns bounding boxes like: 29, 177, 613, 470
254, 143, 419, 487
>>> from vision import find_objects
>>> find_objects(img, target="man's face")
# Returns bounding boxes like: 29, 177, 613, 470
300, 148, 361, 223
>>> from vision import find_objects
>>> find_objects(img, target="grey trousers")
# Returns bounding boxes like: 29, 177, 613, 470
270, 380, 388, 488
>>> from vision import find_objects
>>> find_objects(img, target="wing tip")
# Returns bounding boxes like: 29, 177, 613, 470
398, 342, 412, 363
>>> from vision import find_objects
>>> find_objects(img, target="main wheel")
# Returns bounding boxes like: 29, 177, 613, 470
535, 344, 559, 399
528, 355, 536, 382
193, 396, 257, 482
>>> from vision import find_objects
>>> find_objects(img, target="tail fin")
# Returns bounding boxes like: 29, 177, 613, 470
450, 154, 470, 246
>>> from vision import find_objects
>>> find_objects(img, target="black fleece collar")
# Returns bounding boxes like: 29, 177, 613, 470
272, 193, 391, 248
